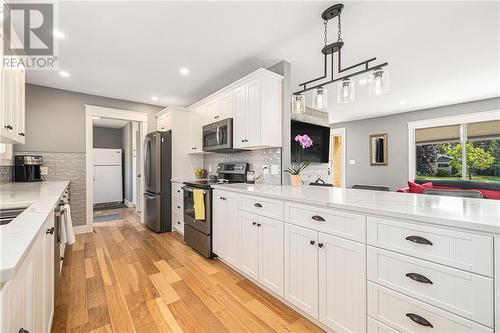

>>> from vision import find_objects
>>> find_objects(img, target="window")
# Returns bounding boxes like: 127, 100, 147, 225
411, 117, 500, 183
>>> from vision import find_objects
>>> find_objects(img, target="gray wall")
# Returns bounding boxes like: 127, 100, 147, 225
93, 127, 123, 149
122, 122, 133, 202
332, 97, 500, 191
17, 84, 161, 153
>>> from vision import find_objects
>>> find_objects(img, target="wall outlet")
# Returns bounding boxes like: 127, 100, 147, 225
271, 164, 280, 175
40, 166, 49, 175
349, 159, 356, 165
262, 165, 269, 175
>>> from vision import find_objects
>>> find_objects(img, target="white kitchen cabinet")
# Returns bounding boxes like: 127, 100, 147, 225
213, 190, 239, 266
239, 211, 260, 280
187, 107, 203, 153
233, 70, 282, 149
203, 100, 219, 125
157, 113, 172, 131
318, 232, 366, 333
258, 216, 284, 296
0, 26, 26, 144
218, 91, 233, 120
284, 223, 319, 318
0, 212, 55, 333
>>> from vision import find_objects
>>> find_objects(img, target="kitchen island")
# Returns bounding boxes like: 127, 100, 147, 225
212, 183, 500, 333
0, 180, 69, 333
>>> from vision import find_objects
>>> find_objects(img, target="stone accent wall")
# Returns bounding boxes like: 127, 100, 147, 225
204, 148, 282, 185
0, 166, 12, 183
16, 152, 86, 227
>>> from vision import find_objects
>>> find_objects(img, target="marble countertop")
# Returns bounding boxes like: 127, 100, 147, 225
0, 181, 69, 283
214, 184, 500, 234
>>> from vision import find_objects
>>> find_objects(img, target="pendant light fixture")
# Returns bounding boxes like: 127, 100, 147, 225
312, 86, 328, 110
368, 67, 389, 96
292, 94, 306, 114
337, 78, 354, 103
292, 3, 389, 108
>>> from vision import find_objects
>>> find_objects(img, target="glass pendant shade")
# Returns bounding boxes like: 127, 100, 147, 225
368, 68, 389, 96
337, 78, 355, 103
312, 86, 328, 110
291, 94, 305, 114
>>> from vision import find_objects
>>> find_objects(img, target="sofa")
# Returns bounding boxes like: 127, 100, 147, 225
398, 179, 500, 200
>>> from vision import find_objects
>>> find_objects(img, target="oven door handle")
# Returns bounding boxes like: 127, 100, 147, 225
182, 187, 207, 194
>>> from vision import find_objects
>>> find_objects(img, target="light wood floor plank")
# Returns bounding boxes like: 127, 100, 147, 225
53, 208, 323, 333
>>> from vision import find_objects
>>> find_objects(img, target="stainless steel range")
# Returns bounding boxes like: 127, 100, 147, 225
183, 162, 248, 258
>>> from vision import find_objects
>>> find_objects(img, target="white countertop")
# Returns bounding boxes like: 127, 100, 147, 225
0, 181, 69, 283
214, 184, 500, 234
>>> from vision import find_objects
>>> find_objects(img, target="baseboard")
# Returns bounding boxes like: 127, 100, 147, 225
73, 224, 93, 234
124, 199, 136, 208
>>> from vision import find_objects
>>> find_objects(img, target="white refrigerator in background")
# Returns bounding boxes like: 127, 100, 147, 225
93, 148, 123, 204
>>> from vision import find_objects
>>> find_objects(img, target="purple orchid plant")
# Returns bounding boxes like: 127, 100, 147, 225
284, 134, 314, 175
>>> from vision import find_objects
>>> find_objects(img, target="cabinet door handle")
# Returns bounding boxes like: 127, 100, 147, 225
46, 227, 55, 235
4, 125, 13, 130
252, 222, 257, 226
18, 328, 29, 333
318, 242, 324, 248
406, 313, 433, 328
309, 240, 315, 245
177, 190, 181, 193
18, 132, 25, 137
254, 203, 262, 208
405, 235, 433, 246
177, 206, 180, 209
256, 223, 261, 227
311, 215, 325, 222
177, 221, 181, 224
406, 272, 433, 284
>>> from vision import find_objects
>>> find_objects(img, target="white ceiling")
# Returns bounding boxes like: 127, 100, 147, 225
25, 1, 500, 123
93, 117, 130, 129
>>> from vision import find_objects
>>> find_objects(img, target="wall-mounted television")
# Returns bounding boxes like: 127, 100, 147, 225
291, 120, 330, 163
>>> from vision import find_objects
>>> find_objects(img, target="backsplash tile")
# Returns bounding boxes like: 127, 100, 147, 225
0, 166, 12, 184
204, 148, 282, 185
16, 151, 86, 227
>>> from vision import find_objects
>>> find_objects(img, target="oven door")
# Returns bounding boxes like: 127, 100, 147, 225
202, 118, 233, 152
183, 186, 212, 235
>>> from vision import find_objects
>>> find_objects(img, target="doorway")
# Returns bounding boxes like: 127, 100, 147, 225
330, 128, 346, 187
85, 105, 148, 232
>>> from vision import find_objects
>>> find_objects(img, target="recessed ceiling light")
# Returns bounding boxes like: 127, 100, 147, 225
151, 96, 159, 101
399, 101, 407, 106
358, 78, 368, 85
59, 71, 70, 77
53, 29, 65, 39
180, 67, 190, 76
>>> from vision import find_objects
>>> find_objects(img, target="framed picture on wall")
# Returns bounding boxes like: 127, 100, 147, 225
370, 134, 388, 165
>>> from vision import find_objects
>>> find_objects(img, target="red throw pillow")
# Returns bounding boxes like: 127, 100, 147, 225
408, 181, 433, 194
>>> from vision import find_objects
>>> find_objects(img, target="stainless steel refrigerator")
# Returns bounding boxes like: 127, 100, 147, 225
144, 131, 172, 232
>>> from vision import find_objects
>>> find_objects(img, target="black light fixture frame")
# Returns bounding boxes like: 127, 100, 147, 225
293, 3, 388, 95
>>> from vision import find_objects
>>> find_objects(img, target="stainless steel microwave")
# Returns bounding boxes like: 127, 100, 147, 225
202, 118, 233, 152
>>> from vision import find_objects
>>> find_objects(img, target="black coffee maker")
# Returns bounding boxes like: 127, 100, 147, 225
14, 155, 43, 182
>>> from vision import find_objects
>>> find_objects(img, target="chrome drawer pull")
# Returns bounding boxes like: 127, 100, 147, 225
254, 203, 262, 208
311, 215, 325, 222
406, 313, 433, 328
405, 235, 433, 246
406, 272, 433, 284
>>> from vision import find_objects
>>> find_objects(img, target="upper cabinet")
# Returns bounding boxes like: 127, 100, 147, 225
0, 25, 26, 144
187, 68, 283, 153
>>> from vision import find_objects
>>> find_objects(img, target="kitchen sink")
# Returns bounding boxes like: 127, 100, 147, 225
0, 207, 27, 225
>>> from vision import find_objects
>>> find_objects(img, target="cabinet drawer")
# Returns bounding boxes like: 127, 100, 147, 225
367, 216, 493, 276
367, 317, 399, 333
367, 246, 493, 327
172, 183, 183, 199
367, 282, 492, 333
172, 197, 183, 216
172, 213, 184, 234
285, 202, 365, 242
240, 194, 283, 220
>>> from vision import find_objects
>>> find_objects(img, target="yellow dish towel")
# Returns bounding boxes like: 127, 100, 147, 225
193, 189, 205, 220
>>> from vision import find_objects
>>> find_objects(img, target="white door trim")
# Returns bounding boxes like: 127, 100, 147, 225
330, 127, 346, 188
85, 105, 149, 232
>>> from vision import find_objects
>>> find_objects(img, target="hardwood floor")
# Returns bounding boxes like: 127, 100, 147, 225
52, 208, 324, 333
